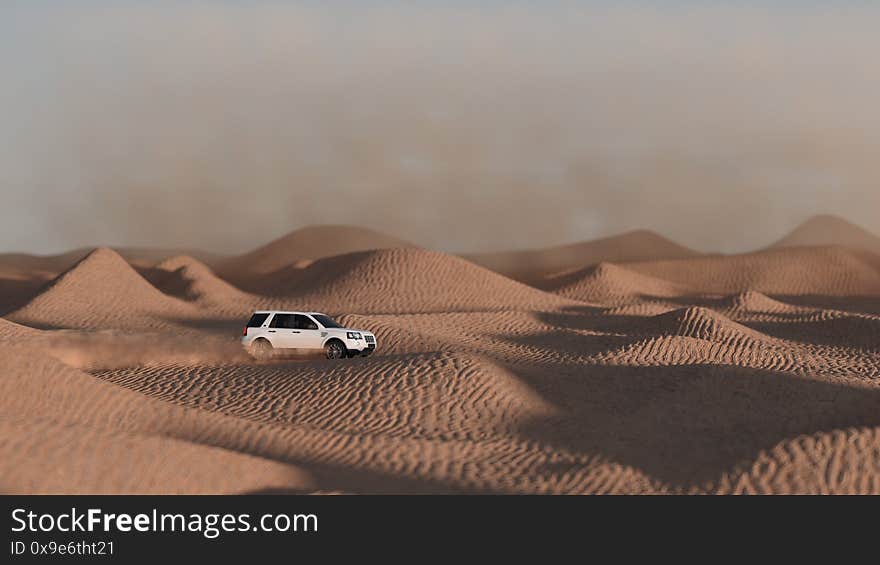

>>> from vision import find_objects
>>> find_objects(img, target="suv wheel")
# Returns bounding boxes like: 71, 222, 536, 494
250, 338, 273, 360
325, 340, 347, 360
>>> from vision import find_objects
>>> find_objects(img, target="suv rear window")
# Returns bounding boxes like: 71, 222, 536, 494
247, 313, 270, 327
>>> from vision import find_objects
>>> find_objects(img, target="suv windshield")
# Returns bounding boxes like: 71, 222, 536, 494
312, 314, 343, 329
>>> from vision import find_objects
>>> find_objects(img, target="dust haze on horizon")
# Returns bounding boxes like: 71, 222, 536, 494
2, 1, 879, 256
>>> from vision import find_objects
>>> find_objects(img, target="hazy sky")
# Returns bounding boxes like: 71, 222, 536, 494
2, 1, 879, 255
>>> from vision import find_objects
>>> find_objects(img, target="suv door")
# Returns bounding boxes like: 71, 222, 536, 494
268, 314, 306, 348
293, 314, 324, 350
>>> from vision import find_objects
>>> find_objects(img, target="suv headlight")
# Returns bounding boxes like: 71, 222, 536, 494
347, 332, 362, 339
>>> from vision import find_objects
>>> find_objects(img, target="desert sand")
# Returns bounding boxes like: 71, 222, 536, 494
2, 215, 879, 494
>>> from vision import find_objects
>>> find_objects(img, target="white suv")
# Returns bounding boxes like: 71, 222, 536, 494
241, 311, 376, 359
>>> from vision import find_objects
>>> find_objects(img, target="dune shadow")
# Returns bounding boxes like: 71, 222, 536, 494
2, 318, 69, 331
746, 316, 880, 351
770, 294, 880, 315
517, 308, 663, 358
136, 266, 197, 300
0, 277, 50, 316
493, 307, 880, 487
547, 295, 880, 353
648, 293, 880, 351
538, 306, 650, 334
502, 360, 880, 488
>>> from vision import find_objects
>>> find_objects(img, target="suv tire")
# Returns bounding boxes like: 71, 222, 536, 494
325, 339, 347, 360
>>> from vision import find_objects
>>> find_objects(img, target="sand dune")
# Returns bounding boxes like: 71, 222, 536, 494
0, 417, 313, 495
717, 427, 880, 494
770, 214, 880, 254
464, 229, 698, 285
216, 225, 414, 280
8, 247, 197, 330
95, 352, 556, 441
2, 225, 880, 494
720, 290, 802, 314
644, 306, 772, 343
254, 248, 575, 314
623, 246, 880, 296
145, 255, 257, 309
0, 344, 314, 494
0, 247, 220, 314
0, 246, 218, 277
542, 262, 690, 305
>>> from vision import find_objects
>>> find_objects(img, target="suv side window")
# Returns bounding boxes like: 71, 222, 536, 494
294, 314, 318, 330
247, 313, 270, 327
270, 314, 293, 329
